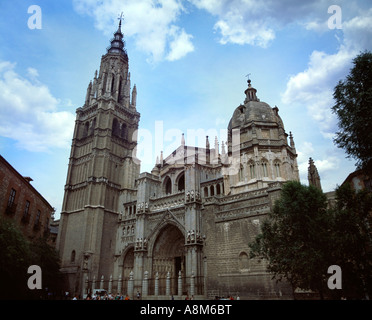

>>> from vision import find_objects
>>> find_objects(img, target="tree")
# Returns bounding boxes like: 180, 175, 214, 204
329, 183, 372, 299
332, 51, 372, 175
31, 237, 65, 299
0, 218, 65, 299
250, 180, 372, 300
249, 181, 332, 299
0, 218, 32, 299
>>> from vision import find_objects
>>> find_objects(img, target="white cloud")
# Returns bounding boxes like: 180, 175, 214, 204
73, 0, 194, 62
281, 8, 372, 139
166, 26, 194, 61
296, 141, 340, 187
343, 8, 372, 50
214, 16, 275, 47
190, 0, 275, 47
0, 61, 75, 152
314, 157, 340, 172
189, 0, 335, 47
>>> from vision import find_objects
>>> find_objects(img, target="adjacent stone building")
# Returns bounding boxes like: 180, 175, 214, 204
0, 155, 54, 240
57, 21, 300, 299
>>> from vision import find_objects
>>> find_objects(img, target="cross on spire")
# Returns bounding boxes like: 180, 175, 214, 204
118, 12, 124, 26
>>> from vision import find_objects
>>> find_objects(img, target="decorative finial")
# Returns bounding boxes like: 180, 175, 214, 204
118, 12, 124, 28
245, 73, 251, 86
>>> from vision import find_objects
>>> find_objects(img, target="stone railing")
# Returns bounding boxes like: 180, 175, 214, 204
150, 191, 185, 212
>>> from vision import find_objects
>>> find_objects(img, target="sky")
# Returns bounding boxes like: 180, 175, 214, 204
0, 0, 371, 220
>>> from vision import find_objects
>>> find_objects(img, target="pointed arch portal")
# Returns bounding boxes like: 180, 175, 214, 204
152, 224, 185, 295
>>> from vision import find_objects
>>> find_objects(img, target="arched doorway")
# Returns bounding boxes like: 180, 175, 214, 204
152, 224, 185, 295
123, 247, 134, 278
122, 247, 134, 290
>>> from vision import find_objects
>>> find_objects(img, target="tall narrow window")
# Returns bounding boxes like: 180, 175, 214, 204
249, 162, 256, 179
204, 187, 208, 198
164, 177, 172, 194
216, 184, 221, 195
71, 250, 76, 263
274, 162, 281, 178
83, 122, 89, 138
23, 200, 30, 219
89, 118, 96, 136
210, 185, 214, 196
102, 73, 107, 94
118, 78, 122, 102
35, 210, 41, 226
121, 123, 127, 139
262, 162, 268, 177
111, 74, 115, 93
8, 188, 16, 207
177, 173, 185, 192
112, 118, 119, 137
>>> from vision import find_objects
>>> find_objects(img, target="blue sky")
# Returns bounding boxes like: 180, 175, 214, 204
1, 0, 371, 219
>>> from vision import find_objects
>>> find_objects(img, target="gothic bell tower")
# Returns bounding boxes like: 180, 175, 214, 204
57, 19, 140, 296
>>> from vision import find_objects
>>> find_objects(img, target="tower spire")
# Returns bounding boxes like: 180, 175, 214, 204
107, 13, 127, 58
308, 157, 322, 191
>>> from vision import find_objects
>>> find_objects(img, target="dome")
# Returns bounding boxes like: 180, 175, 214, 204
228, 80, 284, 131
228, 100, 284, 131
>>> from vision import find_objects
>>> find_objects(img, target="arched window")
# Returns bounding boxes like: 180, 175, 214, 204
71, 250, 76, 263
216, 184, 221, 195
210, 185, 214, 196
177, 173, 185, 192
89, 118, 96, 136
118, 78, 122, 102
261, 160, 268, 177
102, 73, 108, 94
274, 161, 281, 178
82, 121, 89, 138
249, 161, 256, 179
112, 118, 119, 137
111, 74, 115, 93
121, 123, 127, 139
164, 177, 172, 195
204, 187, 209, 197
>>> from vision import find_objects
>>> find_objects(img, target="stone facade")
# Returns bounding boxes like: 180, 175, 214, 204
57, 22, 299, 299
0, 155, 54, 240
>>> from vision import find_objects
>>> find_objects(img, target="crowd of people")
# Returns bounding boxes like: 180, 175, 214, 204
71, 290, 139, 300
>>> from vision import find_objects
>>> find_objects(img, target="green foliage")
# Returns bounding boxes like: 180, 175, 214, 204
329, 183, 372, 299
31, 237, 65, 296
0, 218, 32, 299
249, 181, 372, 299
0, 218, 64, 299
249, 181, 331, 296
332, 51, 372, 174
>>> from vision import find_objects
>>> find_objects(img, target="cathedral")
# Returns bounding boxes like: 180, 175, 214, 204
56, 20, 300, 299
